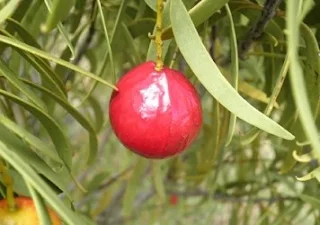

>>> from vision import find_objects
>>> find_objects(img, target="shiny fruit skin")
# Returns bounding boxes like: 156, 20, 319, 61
109, 61, 202, 159
0, 197, 61, 225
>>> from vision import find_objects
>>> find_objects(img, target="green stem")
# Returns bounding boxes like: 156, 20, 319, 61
0, 159, 16, 211
155, 0, 164, 71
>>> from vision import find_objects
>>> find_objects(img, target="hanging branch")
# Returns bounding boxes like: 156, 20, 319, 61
239, 0, 283, 58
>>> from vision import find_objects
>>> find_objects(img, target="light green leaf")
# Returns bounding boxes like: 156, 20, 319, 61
0, 25, 67, 99
0, 0, 20, 25
123, 158, 148, 216
22, 79, 98, 164
79, 0, 127, 104
300, 194, 320, 210
170, 0, 294, 140
0, 141, 84, 225
0, 89, 71, 169
0, 35, 117, 90
162, 0, 229, 40
42, 0, 76, 59
224, 3, 239, 146
26, 182, 54, 225
286, 1, 320, 158
296, 167, 320, 182
152, 161, 166, 201
0, 124, 70, 195
42, 0, 75, 32
0, 115, 61, 163
144, 0, 156, 11
96, 0, 115, 82
0, 58, 47, 111
240, 56, 290, 145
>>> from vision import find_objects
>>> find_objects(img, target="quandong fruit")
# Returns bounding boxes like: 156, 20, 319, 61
109, 61, 202, 159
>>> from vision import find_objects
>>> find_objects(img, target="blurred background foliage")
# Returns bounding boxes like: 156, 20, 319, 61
0, 0, 319, 224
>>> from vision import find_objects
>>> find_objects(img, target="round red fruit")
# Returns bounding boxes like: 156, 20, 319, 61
109, 61, 202, 159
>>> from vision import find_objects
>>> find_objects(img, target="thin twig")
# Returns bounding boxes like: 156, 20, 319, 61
239, 0, 283, 58
106, 188, 299, 225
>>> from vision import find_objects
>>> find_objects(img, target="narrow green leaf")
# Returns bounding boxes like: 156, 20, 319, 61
43, 0, 76, 59
0, 35, 117, 90
0, 0, 20, 25
240, 56, 290, 145
123, 158, 148, 216
0, 115, 61, 163
56, 23, 76, 60
0, 26, 67, 99
0, 89, 71, 169
0, 125, 70, 195
170, 0, 294, 140
286, 1, 320, 158
85, 95, 104, 132
96, 0, 115, 82
162, 0, 229, 40
300, 194, 320, 210
296, 166, 320, 182
121, 23, 142, 64
225, 3, 239, 146
41, 0, 75, 32
22, 79, 98, 164
144, 0, 156, 11
3, 169, 29, 196
26, 182, 54, 225
0, 141, 84, 225
80, 0, 127, 104
152, 161, 166, 201
0, 58, 48, 111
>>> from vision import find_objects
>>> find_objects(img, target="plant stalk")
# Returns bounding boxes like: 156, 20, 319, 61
155, 0, 164, 71
0, 159, 16, 211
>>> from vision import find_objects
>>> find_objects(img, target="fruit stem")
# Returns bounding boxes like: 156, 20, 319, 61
0, 159, 16, 211
155, 0, 164, 71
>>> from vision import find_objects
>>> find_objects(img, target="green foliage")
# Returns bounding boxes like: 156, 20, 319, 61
0, 0, 319, 224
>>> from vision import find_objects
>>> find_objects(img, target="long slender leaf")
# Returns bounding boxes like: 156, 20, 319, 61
286, 1, 320, 158
22, 79, 98, 164
225, 3, 239, 146
42, 0, 75, 32
170, 0, 294, 140
0, 0, 20, 24
0, 115, 61, 163
0, 89, 71, 169
0, 26, 67, 99
0, 141, 84, 225
0, 124, 70, 195
26, 182, 54, 225
96, 0, 115, 82
162, 0, 229, 40
0, 58, 48, 111
0, 35, 117, 90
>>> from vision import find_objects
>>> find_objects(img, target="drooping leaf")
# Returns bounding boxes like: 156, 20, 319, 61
0, 35, 117, 90
0, 89, 72, 169
170, 0, 294, 140
286, 1, 320, 159
0, 141, 84, 225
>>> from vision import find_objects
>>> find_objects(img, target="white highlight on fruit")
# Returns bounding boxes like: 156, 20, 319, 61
139, 74, 170, 118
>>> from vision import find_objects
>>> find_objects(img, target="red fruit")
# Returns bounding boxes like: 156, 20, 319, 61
0, 197, 61, 225
169, 195, 179, 205
109, 61, 202, 159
